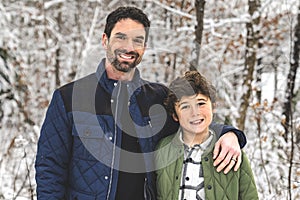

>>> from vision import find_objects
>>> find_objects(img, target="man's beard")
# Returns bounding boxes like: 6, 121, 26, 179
108, 49, 140, 73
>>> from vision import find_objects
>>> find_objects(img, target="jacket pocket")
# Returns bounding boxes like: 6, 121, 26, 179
71, 123, 112, 162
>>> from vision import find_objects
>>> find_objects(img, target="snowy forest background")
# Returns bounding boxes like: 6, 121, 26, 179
0, 0, 299, 199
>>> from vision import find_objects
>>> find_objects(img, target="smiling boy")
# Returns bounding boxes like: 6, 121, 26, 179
155, 71, 258, 200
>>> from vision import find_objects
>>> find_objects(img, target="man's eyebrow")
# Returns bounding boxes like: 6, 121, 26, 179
135, 35, 145, 40
115, 32, 126, 36
114, 32, 145, 40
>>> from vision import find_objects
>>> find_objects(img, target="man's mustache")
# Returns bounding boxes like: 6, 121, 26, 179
115, 49, 139, 58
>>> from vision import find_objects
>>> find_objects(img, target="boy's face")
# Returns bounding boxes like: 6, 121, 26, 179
173, 93, 213, 136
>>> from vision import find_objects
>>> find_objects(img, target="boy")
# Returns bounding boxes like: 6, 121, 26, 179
155, 71, 258, 200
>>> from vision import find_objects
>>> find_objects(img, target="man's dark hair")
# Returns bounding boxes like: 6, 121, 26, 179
164, 70, 216, 117
104, 6, 151, 43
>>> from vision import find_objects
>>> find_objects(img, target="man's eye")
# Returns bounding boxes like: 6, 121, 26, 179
117, 35, 126, 40
197, 102, 205, 106
133, 38, 144, 44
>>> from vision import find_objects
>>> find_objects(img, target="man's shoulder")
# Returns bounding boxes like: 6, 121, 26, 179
55, 73, 98, 112
139, 80, 169, 97
58, 73, 97, 93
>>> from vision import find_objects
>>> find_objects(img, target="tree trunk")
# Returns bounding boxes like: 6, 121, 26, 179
237, 0, 261, 131
282, 2, 300, 142
190, 0, 205, 71
55, 3, 62, 87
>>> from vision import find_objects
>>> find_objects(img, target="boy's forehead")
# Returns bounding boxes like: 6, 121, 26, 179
178, 93, 208, 102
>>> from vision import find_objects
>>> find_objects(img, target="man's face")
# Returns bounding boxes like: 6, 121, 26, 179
103, 18, 146, 73
174, 93, 213, 136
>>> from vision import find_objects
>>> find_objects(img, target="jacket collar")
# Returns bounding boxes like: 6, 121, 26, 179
95, 58, 144, 95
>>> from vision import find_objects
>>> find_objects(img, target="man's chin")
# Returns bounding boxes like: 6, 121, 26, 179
115, 64, 134, 73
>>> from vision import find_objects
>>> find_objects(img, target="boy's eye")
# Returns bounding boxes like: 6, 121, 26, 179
198, 102, 205, 106
180, 105, 189, 110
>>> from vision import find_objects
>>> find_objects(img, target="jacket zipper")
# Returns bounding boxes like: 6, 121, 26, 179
106, 82, 122, 200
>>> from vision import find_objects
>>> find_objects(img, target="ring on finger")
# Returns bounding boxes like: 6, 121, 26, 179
231, 158, 237, 162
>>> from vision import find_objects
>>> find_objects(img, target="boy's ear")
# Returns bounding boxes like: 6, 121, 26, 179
172, 113, 179, 121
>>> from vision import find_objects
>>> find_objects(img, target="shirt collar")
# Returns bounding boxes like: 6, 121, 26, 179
178, 129, 214, 150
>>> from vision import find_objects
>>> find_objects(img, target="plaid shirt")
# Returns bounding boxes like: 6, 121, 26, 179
178, 130, 214, 200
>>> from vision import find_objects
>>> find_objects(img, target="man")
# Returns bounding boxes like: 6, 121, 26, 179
35, 6, 246, 200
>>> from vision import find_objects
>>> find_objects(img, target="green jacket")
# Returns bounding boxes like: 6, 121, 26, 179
155, 130, 259, 200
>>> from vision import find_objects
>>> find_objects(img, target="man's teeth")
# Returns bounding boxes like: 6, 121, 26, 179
120, 54, 133, 59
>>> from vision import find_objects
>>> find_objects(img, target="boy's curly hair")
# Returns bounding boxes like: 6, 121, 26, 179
164, 70, 216, 117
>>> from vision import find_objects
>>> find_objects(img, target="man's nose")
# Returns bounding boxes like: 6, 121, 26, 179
124, 39, 135, 52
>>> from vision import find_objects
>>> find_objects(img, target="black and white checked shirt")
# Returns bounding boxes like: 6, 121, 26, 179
178, 130, 214, 200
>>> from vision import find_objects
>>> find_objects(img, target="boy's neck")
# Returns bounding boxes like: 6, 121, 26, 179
182, 130, 210, 148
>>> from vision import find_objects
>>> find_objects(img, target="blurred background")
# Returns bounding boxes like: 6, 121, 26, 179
0, 0, 299, 199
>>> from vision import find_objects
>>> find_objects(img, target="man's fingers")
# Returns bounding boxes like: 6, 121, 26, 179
234, 154, 242, 171
216, 152, 241, 174
213, 148, 230, 167
215, 152, 234, 173
213, 140, 221, 160
212, 132, 242, 173
223, 159, 236, 174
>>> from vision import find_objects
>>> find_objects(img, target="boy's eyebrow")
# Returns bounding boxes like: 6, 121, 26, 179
178, 97, 208, 106
178, 101, 188, 106
196, 97, 208, 101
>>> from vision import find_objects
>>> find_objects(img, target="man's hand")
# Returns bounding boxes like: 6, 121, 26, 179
213, 132, 241, 174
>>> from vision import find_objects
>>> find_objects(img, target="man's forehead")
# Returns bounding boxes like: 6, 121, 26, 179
111, 19, 146, 36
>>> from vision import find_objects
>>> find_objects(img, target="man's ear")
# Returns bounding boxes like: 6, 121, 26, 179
102, 33, 108, 48
172, 113, 179, 122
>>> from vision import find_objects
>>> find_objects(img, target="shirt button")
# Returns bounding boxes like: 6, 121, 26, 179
109, 136, 113, 141
111, 99, 114, 103
207, 185, 212, 190
114, 82, 117, 86
185, 177, 189, 181
104, 176, 109, 180
204, 157, 209, 161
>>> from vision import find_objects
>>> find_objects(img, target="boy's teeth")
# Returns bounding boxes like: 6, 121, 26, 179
191, 119, 203, 124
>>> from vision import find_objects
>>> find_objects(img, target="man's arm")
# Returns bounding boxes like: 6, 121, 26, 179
35, 90, 72, 199
209, 123, 247, 174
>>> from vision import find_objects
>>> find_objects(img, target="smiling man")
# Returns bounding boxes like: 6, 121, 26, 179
35, 6, 247, 200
